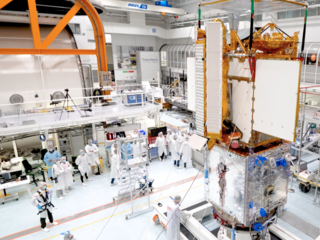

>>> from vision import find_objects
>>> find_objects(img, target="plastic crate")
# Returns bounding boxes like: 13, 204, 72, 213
148, 135, 166, 145
149, 147, 158, 159
148, 136, 157, 144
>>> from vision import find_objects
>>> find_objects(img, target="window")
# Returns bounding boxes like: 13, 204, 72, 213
161, 51, 167, 67
308, 7, 317, 16
69, 23, 81, 35
92, 70, 99, 83
278, 2, 320, 20
254, 14, 263, 21
278, 11, 287, 19
287, 9, 301, 18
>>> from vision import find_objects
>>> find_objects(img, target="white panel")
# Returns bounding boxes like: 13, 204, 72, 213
187, 57, 196, 112
188, 134, 208, 151
128, 12, 146, 25
228, 58, 251, 78
136, 51, 160, 82
195, 44, 205, 136
206, 22, 222, 134
42, 55, 83, 105
0, 25, 83, 112
105, 34, 112, 43
253, 60, 300, 142
231, 81, 253, 143
166, 27, 195, 40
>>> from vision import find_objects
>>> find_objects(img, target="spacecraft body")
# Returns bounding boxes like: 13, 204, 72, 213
205, 144, 291, 238
196, 10, 303, 239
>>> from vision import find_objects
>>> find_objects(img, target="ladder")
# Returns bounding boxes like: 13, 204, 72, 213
112, 135, 153, 219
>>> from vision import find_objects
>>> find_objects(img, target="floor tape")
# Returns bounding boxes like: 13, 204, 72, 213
43, 183, 204, 240
280, 210, 319, 239
1, 175, 204, 240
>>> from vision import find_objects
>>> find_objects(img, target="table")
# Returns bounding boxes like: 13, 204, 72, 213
0, 160, 23, 177
0, 176, 31, 204
0, 159, 24, 196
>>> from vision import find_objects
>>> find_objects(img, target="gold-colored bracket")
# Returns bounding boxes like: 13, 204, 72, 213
228, 75, 253, 83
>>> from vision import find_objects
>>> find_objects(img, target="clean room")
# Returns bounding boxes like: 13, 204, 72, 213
0, 0, 320, 240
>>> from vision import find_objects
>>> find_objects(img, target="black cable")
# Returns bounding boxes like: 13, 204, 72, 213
275, 26, 293, 40
95, 167, 134, 240
253, 26, 270, 40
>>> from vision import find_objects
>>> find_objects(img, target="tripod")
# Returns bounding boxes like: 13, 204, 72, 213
59, 89, 83, 120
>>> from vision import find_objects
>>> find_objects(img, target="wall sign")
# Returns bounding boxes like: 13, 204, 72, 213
39, 134, 46, 141
127, 3, 148, 9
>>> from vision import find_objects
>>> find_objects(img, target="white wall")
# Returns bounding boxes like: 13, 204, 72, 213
167, 37, 193, 45
277, 15, 320, 43
0, 24, 84, 113
255, 12, 320, 43
70, 14, 195, 42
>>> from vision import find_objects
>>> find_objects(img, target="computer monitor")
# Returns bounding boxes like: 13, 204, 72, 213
2, 173, 10, 180
10, 170, 22, 180
1, 170, 22, 181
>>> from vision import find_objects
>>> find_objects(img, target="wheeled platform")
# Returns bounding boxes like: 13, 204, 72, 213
0, 193, 19, 204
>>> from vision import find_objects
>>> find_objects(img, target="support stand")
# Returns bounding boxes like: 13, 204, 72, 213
59, 89, 83, 120
288, 171, 295, 193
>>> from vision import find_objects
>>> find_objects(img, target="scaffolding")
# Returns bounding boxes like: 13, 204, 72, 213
292, 84, 320, 205
113, 135, 153, 219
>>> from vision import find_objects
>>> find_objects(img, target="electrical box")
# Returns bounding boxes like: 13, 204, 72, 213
136, 51, 160, 83
114, 69, 137, 81
100, 71, 112, 87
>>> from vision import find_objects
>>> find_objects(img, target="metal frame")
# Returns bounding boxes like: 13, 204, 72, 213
114, 135, 153, 220
153, 196, 304, 240
0, 0, 108, 83
299, 43, 320, 84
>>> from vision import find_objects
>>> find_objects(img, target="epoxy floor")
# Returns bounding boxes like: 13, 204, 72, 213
1, 156, 320, 240
0, 157, 203, 240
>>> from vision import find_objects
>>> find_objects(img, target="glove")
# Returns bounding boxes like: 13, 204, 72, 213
177, 152, 180, 156
37, 205, 42, 210
184, 210, 192, 217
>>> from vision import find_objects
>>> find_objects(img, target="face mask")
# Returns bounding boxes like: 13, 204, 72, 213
63, 160, 66, 163
90, 143, 93, 146
42, 186, 47, 190
81, 152, 84, 155
49, 149, 53, 152
57, 161, 61, 165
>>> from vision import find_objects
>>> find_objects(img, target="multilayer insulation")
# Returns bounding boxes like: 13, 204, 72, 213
205, 143, 291, 226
